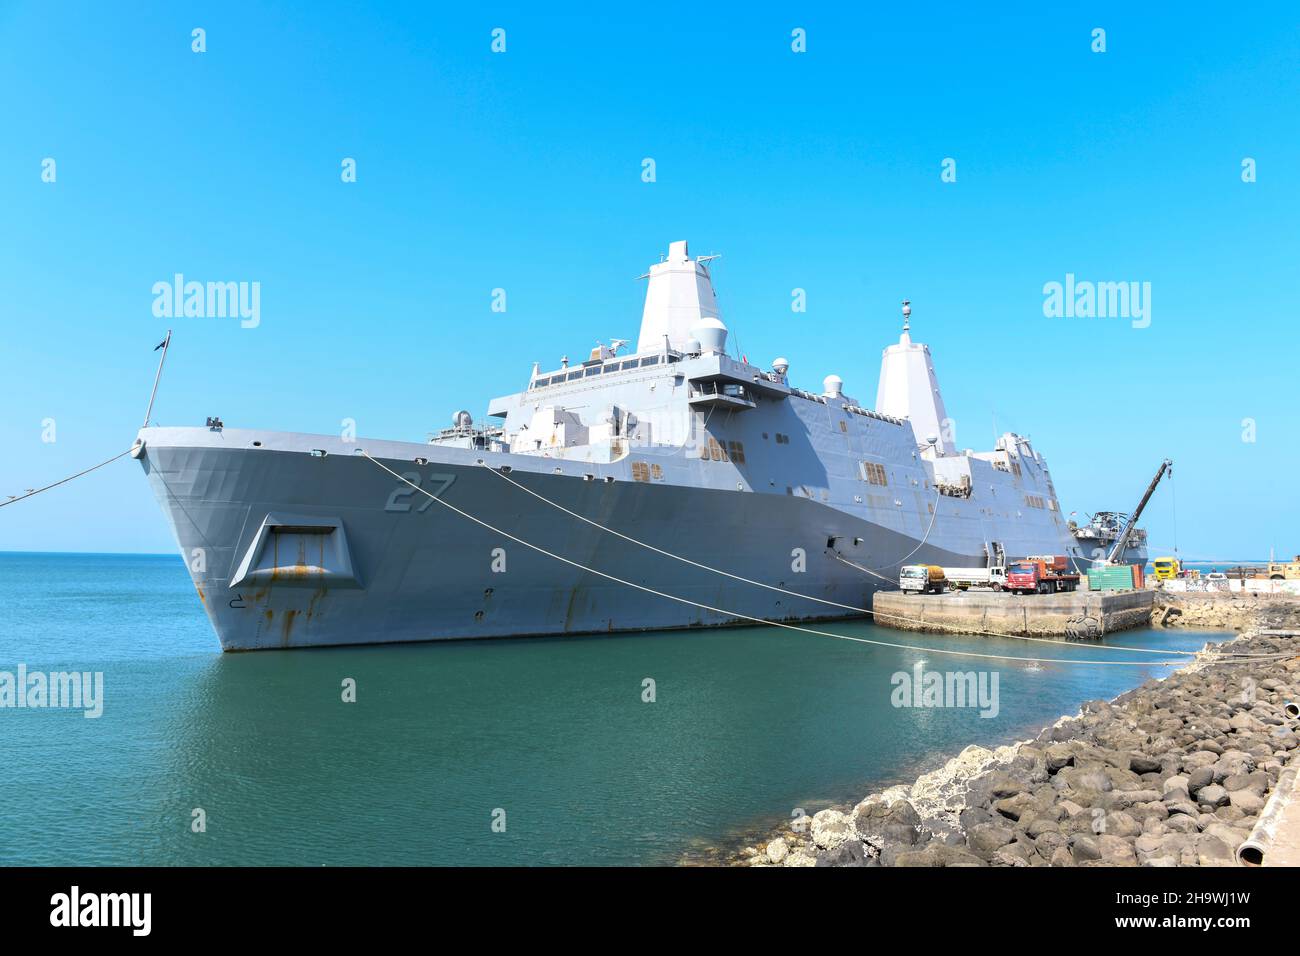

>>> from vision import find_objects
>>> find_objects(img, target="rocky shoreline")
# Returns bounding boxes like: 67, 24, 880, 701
729, 626, 1300, 867
1153, 589, 1300, 632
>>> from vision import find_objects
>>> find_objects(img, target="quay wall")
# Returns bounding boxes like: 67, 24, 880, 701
872, 589, 1153, 639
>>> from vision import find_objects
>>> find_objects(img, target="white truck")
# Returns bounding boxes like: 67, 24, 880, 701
899, 565, 947, 595
942, 566, 1007, 591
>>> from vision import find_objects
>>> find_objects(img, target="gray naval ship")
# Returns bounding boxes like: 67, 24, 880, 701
136, 240, 1117, 651
1071, 511, 1149, 567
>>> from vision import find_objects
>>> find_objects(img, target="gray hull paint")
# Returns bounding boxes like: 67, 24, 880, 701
1070, 536, 1149, 569
139, 422, 1075, 651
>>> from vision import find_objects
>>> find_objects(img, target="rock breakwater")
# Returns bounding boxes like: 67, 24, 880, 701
1153, 590, 1300, 632
735, 630, 1300, 867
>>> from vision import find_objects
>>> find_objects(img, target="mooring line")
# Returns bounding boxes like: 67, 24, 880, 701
828, 550, 897, 584
859, 486, 941, 572
0, 446, 136, 510
477, 460, 1197, 658
363, 451, 1218, 668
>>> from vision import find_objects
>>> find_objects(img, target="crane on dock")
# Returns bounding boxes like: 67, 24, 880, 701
1106, 458, 1173, 565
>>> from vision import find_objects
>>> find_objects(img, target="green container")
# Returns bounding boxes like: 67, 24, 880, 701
1087, 566, 1134, 591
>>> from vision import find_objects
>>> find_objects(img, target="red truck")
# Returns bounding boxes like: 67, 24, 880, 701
1005, 555, 1081, 595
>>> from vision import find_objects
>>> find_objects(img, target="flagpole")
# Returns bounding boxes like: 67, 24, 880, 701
142, 329, 172, 428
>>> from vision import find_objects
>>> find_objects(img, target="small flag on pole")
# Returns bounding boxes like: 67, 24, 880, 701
154, 337, 167, 351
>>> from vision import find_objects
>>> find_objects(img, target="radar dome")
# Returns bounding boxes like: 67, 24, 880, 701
822, 374, 843, 398
690, 316, 728, 354
454, 410, 473, 429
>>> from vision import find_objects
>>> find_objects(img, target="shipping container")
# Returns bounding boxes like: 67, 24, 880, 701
1087, 565, 1135, 591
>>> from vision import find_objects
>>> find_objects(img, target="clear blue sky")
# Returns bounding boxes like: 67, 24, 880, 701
1, 2, 1296, 558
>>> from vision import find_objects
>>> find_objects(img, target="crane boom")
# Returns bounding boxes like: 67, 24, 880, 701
1106, 458, 1173, 564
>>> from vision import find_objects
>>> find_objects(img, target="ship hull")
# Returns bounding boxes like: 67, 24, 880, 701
139, 427, 1045, 651
1069, 536, 1149, 569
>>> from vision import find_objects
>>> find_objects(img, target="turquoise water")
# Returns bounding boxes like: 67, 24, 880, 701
0, 552, 1227, 866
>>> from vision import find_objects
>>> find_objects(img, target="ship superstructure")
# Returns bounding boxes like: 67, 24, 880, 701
1071, 511, 1149, 567
137, 241, 1107, 650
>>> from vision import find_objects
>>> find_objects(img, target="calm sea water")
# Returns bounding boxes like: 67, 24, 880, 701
0, 552, 1227, 866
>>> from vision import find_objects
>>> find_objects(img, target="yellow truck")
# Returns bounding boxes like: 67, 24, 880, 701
1267, 556, 1300, 580
1152, 556, 1180, 581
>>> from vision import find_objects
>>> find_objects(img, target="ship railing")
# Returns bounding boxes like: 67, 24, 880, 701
842, 405, 907, 426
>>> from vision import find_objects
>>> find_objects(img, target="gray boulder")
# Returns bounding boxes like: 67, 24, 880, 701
982, 771, 1029, 799
993, 792, 1036, 822
1130, 754, 1163, 775
1212, 750, 1256, 782
1045, 743, 1075, 772
816, 838, 868, 867
881, 821, 921, 847
1197, 784, 1230, 809
1102, 811, 1142, 839
1097, 835, 1138, 866
1187, 766, 1214, 794
967, 822, 1017, 857
1228, 789, 1265, 815
1069, 833, 1101, 863
1195, 834, 1234, 866
894, 844, 986, 867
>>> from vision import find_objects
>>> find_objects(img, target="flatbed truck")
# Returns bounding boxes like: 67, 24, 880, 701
1005, 556, 1081, 595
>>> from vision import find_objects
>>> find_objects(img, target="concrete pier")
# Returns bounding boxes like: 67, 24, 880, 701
872, 588, 1154, 638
